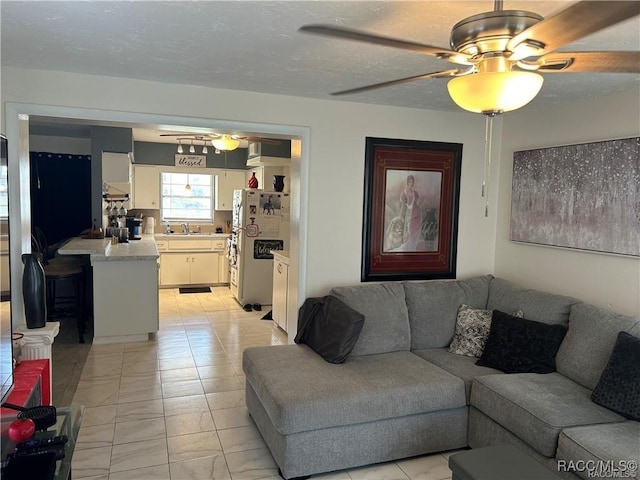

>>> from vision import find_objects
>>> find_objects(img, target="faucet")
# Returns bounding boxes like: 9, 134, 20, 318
181, 222, 189, 234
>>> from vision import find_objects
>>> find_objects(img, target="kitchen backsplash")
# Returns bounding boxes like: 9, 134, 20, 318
128, 209, 232, 234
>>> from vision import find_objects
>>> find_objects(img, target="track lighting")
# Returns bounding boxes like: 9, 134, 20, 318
177, 141, 183, 154
189, 141, 195, 154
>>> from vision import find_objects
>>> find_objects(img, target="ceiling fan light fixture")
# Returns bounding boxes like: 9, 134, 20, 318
212, 135, 240, 151
447, 70, 543, 114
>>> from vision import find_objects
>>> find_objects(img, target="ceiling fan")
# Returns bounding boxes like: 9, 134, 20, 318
159, 133, 281, 152
299, 0, 640, 115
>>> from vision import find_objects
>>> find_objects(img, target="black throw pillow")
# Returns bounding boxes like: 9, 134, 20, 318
476, 310, 567, 374
591, 331, 640, 421
294, 295, 365, 364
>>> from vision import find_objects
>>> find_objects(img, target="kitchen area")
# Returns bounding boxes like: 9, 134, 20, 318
27, 122, 296, 345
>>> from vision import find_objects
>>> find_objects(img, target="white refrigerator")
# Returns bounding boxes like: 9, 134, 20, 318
229, 189, 290, 308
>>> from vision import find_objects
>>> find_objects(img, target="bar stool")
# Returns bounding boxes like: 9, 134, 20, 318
43, 261, 86, 343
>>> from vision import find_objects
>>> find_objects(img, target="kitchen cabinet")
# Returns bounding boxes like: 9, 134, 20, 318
160, 252, 219, 285
59, 235, 159, 345
218, 255, 229, 284
215, 170, 246, 210
102, 152, 132, 183
272, 251, 290, 332
133, 165, 159, 209
155, 234, 229, 287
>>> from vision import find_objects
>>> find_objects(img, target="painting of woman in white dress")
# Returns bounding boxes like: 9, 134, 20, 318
383, 170, 442, 252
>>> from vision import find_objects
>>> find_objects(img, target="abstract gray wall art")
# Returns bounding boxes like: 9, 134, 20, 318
510, 137, 639, 257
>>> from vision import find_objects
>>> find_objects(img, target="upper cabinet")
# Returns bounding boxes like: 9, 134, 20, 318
102, 152, 132, 183
215, 170, 246, 210
246, 141, 291, 168
133, 165, 160, 209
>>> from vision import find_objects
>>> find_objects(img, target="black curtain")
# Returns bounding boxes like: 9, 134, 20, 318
30, 152, 92, 245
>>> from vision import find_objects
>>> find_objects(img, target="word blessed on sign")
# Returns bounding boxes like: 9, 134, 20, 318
175, 154, 206, 168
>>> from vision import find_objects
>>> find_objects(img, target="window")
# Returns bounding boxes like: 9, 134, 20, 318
161, 172, 213, 222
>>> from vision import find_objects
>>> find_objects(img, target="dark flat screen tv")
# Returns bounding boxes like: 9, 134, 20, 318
0, 133, 13, 404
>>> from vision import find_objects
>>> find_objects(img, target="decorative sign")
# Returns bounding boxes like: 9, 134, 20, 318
254, 240, 284, 259
175, 154, 206, 168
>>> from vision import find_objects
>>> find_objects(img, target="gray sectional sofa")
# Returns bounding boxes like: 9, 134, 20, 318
242, 275, 639, 479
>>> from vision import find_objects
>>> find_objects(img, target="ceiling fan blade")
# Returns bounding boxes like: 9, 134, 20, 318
528, 51, 640, 73
299, 24, 472, 65
331, 69, 469, 96
507, 1, 640, 58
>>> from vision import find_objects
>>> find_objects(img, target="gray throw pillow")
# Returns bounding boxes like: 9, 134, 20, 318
591, 331, 640, 421
449, 304, 523, 358
294, 295, 365, 364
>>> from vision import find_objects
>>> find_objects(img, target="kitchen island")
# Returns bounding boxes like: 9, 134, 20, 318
59, 235, 159, 344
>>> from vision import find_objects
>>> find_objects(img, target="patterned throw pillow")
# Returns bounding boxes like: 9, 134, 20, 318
449, 304, 523, 358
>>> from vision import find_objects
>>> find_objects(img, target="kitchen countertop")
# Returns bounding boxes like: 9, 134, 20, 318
59, 234, 158, 261
154, 233, 230, 240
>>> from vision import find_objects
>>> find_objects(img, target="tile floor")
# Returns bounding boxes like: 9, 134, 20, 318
68, 286, 456, 480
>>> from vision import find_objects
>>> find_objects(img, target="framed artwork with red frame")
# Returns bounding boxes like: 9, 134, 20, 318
361, 137, 463, 282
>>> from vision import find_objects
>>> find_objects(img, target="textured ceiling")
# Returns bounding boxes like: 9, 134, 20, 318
2, 1, 639, 137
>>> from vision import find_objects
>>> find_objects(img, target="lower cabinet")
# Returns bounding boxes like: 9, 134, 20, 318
160, 252, 219, 286
272, 258, 289, 332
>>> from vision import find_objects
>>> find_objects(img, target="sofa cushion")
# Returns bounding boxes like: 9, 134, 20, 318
404, 275, 492, 350
470, 373, 625, 457
330, 282, 410, 356
555, 303, 640, 390
476, 311, 567, 374
486, 278, 581, 325
413, 347, 503, 403
294, 295, 365, 364
591, 331, 640, 421
243, 345, 466, 435
557, 422, 640, 480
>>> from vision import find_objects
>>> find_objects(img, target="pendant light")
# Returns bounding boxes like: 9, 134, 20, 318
177, 140, 184, 154
202, 142, 208, 154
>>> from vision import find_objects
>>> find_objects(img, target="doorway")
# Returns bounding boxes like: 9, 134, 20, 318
6, 102, 309, 344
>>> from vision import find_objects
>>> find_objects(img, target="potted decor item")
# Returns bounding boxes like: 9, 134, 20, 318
248, 172, 259, 189
22, 252, 47, 329
273, 175, 285, 192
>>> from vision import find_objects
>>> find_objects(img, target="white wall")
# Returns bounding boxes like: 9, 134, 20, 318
1, 67, 496, 304
495, 89, 640, 317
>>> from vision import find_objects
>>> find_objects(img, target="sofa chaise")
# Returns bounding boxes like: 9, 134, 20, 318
242, 275, 639, 479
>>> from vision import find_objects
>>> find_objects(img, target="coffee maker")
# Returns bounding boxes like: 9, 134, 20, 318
125, 217, 143, 240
